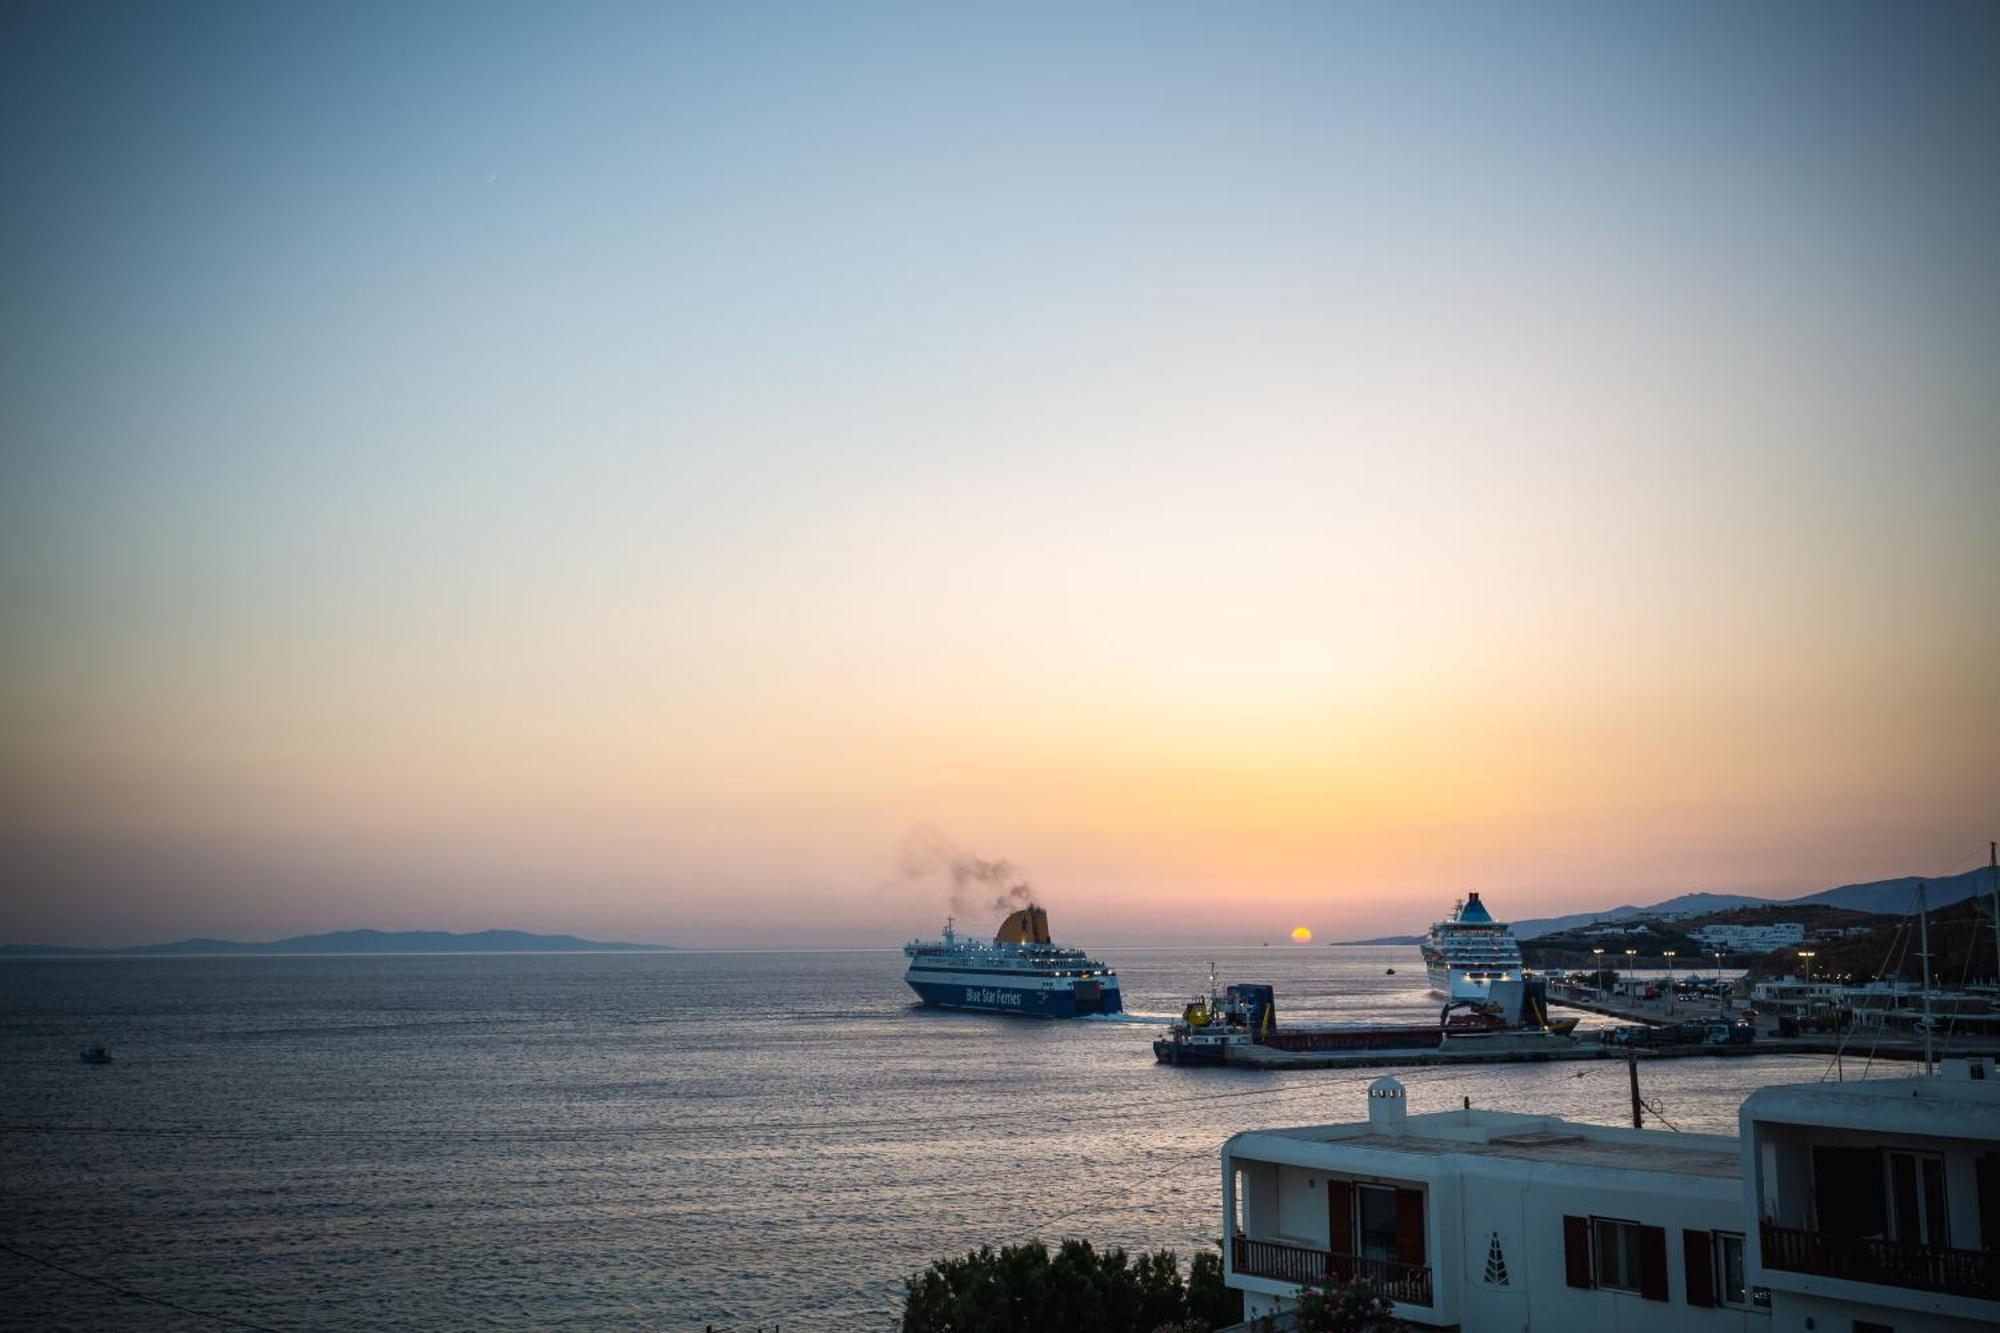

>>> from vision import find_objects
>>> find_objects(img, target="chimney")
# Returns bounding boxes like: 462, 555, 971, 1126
1367, 1076, 1407, 1134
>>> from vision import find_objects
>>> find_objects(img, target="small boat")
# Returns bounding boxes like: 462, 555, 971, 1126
1385, 968, 1397, 975
78, 1045, 112, 1065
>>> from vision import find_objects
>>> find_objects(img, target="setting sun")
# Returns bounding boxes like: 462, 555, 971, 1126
1290, 926, 1313, 943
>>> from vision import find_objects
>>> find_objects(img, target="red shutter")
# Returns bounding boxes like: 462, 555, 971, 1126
1638, 1225, 1669, 1301
1329, 1179, 1354, 1256
1682, 1229, 1715, 1307
1563, 1215, 1593, 1289
1395, 1189, 1426, 1265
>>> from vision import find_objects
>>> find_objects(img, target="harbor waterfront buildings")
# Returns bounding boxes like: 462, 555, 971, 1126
1691, 922, 1809, 953
1220, 1061, 1999, 1332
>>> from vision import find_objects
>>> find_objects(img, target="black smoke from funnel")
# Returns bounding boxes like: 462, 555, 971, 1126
898, 824, 1038, 917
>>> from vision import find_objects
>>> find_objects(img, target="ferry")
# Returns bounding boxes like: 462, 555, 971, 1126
903, 906, 1122, 1018
1420, 892, 1525, 1000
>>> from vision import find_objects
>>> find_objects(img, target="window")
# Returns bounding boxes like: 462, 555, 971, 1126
1593, 1218, 1645, 1292
1886, 1150, 1948, 1248
1565, 1214, 1668, 1300
1356, 1185, 1399, 1263
1715, 1232, 1748, 1307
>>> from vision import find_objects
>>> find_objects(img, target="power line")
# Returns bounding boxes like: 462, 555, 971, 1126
0, 1240, 287, 1332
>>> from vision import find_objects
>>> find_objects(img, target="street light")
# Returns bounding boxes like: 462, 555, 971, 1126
1664, 950, 1677, 1011
1626, 948, 1639, 1003
1592, 947, 1605, 986
1715, 950, 1726, 1013
1798, 949, 1817, 982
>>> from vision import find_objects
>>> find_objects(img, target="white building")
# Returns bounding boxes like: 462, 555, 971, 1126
1222, 1077, 1764, 1330
1220, 1064, 1999, 1332
1692, 922, 1807, 952
1743, 1066, 2000, 1333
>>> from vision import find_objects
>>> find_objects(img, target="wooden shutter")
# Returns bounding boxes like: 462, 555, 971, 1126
1682, 1229, 1715, 1307
1562, 1214, 1593, 1289
1329, 1179, 1354, 1256
1638, 1225, 1669, 1301
1394, 1188, 1426, 1265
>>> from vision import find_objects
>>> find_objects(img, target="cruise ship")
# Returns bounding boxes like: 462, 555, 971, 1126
1420, 892, 1525, 1000
903, 906, 1123, 1017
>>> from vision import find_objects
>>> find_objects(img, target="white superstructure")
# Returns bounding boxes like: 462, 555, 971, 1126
1420, 892, 1524, 1000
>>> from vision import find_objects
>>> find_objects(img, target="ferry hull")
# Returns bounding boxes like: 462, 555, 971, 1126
905, 975, 1123, 1018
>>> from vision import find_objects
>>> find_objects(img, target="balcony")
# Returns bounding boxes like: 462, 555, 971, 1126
1232, 1237, 1434, 1307
1760, 1222, 2000, 1301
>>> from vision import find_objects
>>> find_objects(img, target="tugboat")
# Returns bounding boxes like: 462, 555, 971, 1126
903, 906, 1122, 1017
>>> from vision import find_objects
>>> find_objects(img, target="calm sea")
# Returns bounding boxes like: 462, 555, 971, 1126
2, 947, 1850, 1329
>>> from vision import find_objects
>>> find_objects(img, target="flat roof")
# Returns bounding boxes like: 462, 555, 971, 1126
1235, 1110, 1742, 1180
1742, 1069, 2000, 1137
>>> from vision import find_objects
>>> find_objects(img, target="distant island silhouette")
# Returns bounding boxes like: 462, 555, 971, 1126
0, 928, 671, 957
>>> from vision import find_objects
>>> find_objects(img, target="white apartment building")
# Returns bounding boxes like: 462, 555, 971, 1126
1220, 1063, 1999, 1332
1743, 1067, 2000, 1333
1692, 922, 1808, 952
1222, 1077, 1765, 1330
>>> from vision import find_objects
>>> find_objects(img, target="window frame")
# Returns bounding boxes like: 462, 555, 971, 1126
1591, 1216, 1644, 1294
1713, 1230, 1751, 1309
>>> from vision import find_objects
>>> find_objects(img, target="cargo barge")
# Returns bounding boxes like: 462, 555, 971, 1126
1154, 971, 1576, 1067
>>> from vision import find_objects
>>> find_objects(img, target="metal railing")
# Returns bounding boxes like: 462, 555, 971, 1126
1231, 1237, 1433, 1306
1760, 1222, 2000, 1300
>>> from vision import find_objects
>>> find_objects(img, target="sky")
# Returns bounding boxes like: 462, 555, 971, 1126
2, 1, 1997, 948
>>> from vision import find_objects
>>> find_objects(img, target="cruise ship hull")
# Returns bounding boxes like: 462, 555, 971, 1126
1425, 960, 1520, 1001
904, 970, 1123, 1018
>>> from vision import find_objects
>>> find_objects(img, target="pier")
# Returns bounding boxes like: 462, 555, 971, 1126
1544, 986, 2000, 1064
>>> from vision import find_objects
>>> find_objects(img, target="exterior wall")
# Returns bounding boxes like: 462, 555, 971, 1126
1238, 1159, 1279, 1239
1274, 1164, 1328, 1247
1225, 1131, 1760, 1332
1453, 1157, 1762, 1333
1752, 1121, 1987, 1243
1768, 1289, 1998, 1333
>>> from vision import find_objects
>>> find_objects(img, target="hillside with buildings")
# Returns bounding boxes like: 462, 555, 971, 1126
1519, 904, 1884, 970
1741, 897, 1998, 984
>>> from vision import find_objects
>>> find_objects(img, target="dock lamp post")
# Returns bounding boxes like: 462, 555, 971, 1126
1664, 951, 1676, 1011
1798, 949, 1816, 983
1715, 951, 1726, 1012
1592, 947, 1604, 987
1625, 949, 1639, 1002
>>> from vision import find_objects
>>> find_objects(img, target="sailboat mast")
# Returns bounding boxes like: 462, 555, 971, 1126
1989, 841, 1999, 986
1918, 878, 1934, 1076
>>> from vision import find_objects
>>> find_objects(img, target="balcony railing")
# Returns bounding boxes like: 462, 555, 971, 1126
1760, 1222, 2000, 1301
1232, 1236, 1433, 1307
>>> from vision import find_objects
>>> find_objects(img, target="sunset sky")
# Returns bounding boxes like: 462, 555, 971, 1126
4, 2, 1997, 947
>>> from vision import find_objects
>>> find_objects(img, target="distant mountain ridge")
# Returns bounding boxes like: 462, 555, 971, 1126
1338, 866, 1997, 942
0, 928, 670, 957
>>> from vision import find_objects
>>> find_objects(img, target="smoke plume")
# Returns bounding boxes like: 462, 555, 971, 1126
898, 824, 1038, 917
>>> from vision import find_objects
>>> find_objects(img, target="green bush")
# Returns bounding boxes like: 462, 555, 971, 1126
901, 1238, 1243, 1333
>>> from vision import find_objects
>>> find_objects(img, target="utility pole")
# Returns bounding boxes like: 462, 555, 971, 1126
1918, 878, 1935, 1076
1627, 1045, 1644, 1128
